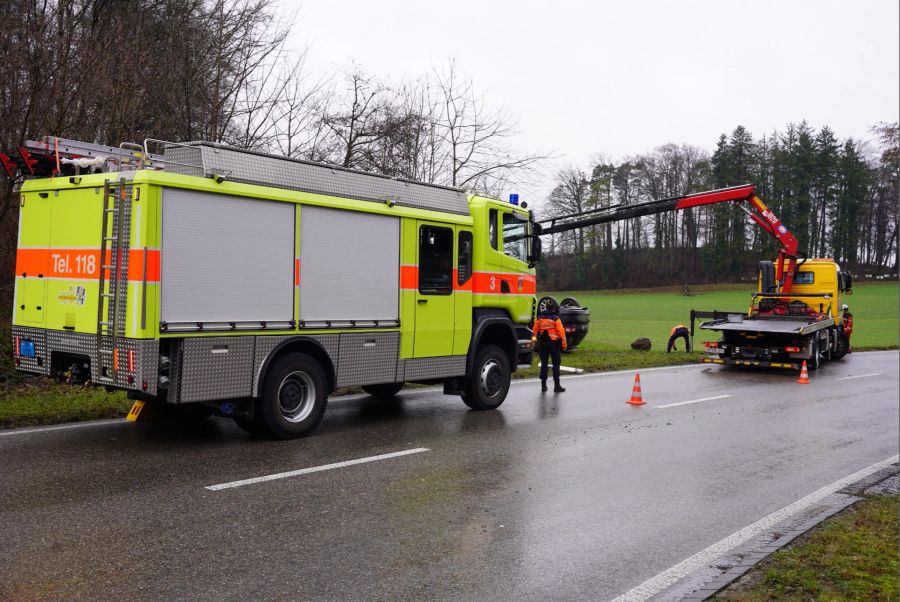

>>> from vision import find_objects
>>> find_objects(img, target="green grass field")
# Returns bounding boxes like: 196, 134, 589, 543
717, 494, 899, 601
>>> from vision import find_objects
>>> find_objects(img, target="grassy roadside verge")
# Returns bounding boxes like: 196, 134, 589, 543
715, 494, 899, 601
1, 281, 896, 429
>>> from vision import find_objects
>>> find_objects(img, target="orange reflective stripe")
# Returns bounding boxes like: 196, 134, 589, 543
295, 259, 301, 286
126, 249, 160, 282
15, 248, 160, 282
400, 265, 418, 290
471, 272, 536, 295
396, 265, 533, 294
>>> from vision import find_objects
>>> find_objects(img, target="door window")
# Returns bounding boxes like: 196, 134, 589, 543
419, 225, 453, 295
489, 209, 499, 250
458, 231, 473, 285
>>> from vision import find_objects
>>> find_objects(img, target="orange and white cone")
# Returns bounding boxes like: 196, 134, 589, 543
797, 360, 810, 384
627, 373, 646, 405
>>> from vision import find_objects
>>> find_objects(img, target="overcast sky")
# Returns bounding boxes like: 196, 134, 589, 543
284, 0, 899, 203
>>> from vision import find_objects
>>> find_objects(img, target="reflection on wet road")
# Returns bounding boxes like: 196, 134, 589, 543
1, 352, 897, 601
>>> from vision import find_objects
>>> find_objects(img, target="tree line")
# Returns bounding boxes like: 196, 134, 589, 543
0, 0, 544, 294
538, 122, 898, 291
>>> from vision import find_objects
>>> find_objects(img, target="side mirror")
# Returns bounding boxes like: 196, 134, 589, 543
527, 235, 542, 267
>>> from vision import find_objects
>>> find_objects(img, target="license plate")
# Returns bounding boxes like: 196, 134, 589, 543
19, 339, 35, 358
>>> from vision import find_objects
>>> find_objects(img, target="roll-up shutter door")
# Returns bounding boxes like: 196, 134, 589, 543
161, 188, 294, 324
300, 205, 399, 322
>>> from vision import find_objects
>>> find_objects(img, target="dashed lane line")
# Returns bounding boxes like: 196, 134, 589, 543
205, 447, 430, 491
656, 394, 732, 409
608, 454, 900, 602
837, 373, 880, 381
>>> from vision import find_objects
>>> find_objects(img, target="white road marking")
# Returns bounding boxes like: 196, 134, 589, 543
837, 373, 880, 381
609, 454, 900, 602
205, 447, 430, 491
656, 394, 732, 409
0, 419, 121, 437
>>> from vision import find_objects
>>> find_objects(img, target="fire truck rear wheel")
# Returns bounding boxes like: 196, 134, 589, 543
258, 352, 328, 439
461, 344, 510, 410
362, 382, 404, 398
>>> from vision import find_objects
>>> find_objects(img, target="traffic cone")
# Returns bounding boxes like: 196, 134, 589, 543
797, 361, 810, 384
627, 372, 646, 405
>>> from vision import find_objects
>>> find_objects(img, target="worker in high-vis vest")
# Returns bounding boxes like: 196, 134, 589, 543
534, 302, 567, 392
841, 304, 853, 352
667, 324, 691, 352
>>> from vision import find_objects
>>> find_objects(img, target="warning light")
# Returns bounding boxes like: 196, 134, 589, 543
784, 346, 800, 352
509, 193, 519, 205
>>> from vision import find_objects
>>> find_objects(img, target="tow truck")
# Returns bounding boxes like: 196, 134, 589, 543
537, 183, 853, 369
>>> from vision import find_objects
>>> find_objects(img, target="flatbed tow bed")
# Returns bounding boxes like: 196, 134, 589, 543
697, 314, 838, 370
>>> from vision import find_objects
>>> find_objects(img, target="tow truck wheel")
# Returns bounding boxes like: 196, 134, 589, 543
807, 339, 820, 371
461, 344, 510, 410
832, 330, 849, 360
362, 382, 404, 398
258, 352, 328, 439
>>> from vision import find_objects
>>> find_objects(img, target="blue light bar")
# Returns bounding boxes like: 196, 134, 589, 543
509, 193, 519, 205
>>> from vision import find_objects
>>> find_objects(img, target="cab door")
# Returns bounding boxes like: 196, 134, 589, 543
414, 222, 455, 357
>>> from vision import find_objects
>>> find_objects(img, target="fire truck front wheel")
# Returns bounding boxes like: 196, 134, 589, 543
462, 344, 511, 410
258, 352, 328, 439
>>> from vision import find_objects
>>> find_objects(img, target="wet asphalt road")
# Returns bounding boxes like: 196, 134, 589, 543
1, 351, 897, 601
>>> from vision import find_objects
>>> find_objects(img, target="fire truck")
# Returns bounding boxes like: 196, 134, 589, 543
537, 184, 853, 369
6, 137, 541, 438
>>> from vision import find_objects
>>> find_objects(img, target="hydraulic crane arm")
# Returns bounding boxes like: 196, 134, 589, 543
537, 184, 802, 293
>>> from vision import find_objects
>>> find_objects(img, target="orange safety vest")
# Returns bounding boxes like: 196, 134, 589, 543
670, 324, 687, 336
534, 315, 567, 350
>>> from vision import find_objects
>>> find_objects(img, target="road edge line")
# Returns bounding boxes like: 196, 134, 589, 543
608, 454, 900, 602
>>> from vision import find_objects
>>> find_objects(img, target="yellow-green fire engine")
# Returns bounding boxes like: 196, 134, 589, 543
9, 138, 541, 438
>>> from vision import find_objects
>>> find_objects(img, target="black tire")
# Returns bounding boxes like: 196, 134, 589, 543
461, 344, 511, 410
362, 382, 404, 398
258, 352, 328, 439
560, 297, 580, 309
832, 330, 850, 360
537, 296, 558, 314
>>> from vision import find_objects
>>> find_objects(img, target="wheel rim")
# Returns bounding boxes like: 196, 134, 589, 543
480, 359, 504, 397
277, 371, 316, 423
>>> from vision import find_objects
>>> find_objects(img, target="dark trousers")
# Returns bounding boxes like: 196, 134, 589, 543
539, 339, 562, 382
667, 328, 691, 352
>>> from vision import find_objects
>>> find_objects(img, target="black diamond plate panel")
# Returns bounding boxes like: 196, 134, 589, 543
180, 337, 255, 402
11, 326, 49, 376
336, 332, 400, 387
399, 356, 466, 381
252, 334, 339, 396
